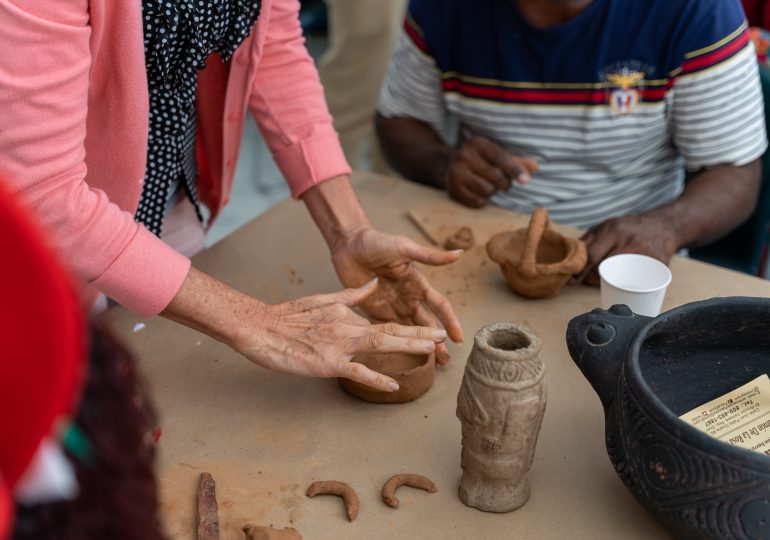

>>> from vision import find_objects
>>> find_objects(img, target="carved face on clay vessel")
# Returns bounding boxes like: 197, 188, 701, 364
486, 208, 587, 299
339, 352, 435, 404
456, 322, 546, 513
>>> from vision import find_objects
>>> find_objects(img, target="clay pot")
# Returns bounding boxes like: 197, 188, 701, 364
339, 352, 435, 404
566, 298, 770, 540
486, 208, 587, 298
456, 322, 546, 512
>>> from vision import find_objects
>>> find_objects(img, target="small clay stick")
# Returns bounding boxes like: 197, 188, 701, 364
305, 480, 360, 522
381, 474, 438, 508
407, 209, 441, 246
198, 472, 220, 540
242, 524, 303, 540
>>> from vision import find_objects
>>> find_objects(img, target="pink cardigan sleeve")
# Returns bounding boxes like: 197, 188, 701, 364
0, 0, 190, 316
248, 0, 351, 198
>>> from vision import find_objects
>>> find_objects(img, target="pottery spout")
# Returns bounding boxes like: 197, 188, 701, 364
566, 305, 651, 411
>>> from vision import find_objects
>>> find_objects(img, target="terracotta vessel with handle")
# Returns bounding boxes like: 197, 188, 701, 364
487, 208, 587, 299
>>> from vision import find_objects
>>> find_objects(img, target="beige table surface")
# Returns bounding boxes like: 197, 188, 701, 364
105, 172, 770, 540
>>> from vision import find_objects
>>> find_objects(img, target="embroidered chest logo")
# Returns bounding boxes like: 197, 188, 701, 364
600, 62, 653, 116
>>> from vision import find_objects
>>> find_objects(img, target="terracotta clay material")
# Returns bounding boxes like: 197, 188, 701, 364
486, 208, 587, 299
456, 322, 547, 513
339, 352, 435, 404
381, 474, 438, 508
197, 472, 220, 540
444, 226, 475, 251
305, 480, 359, 522
242, 525, 302, 540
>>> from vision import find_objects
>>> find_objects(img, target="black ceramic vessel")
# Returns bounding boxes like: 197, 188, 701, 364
567, 297, 770, 540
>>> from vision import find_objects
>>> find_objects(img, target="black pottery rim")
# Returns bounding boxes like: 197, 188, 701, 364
625, 296, 770, 470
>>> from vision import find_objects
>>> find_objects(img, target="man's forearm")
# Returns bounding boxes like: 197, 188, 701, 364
646, 160, 761, 250
375, 113, 453, 189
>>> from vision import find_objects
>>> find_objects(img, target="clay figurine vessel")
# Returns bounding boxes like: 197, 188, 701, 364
566, 298, 770, 540
456, 322, 547, 512
340, 352, 435, 404
486, 208, 587, 299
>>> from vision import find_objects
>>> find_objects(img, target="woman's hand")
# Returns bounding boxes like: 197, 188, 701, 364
330, 227, 464, 365
162, 271, 447, 392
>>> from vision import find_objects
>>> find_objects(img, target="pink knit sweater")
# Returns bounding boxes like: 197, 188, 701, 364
0, 0, 350, 315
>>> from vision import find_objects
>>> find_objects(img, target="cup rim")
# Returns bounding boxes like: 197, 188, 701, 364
599, 253, 672, 294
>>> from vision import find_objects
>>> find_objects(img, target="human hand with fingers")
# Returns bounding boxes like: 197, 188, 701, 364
330, 227, 464, 366
576, 214, 678, 287
446, 136, 539, 208
162, 269, 449, 393
229, 279, 448, 392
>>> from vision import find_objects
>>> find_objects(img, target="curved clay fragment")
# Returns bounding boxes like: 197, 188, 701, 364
306, 480, 359, 522
242, 524, 302, 540
381, 474, 438, 508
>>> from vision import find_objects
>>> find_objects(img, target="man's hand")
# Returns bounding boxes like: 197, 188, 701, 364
330, 227, 464, 365
577, 214, 679, 286
446, 136, 538, 208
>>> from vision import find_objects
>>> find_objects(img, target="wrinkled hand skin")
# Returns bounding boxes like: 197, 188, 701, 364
446, 136, 539, 208
231, 280, 447, 391
330, 227, 464, 365
577, 214, 679, 286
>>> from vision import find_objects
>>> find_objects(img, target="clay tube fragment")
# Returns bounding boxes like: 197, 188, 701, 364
306, 480, 360, 522
198, 472, 220, 540
242, 524, 303, 540
381, 474, 438, 508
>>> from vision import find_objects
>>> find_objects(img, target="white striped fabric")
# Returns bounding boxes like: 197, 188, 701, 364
378, 31, 768, 229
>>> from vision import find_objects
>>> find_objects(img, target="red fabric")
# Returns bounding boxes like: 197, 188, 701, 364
743, 0, 770, 29
0, 479, 9, 540
0, 178, 85, 504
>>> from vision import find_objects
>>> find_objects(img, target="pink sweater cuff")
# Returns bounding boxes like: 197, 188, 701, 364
272, 130, 352, 199
91, 226, 191, 317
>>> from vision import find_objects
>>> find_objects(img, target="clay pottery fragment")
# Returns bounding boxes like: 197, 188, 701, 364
339, 352, 435, 404
456, 322, 546, 513
567, 298, 770, 540
243, 524, 302, 540
444, 226, 475, 250
486, 208, 587, 299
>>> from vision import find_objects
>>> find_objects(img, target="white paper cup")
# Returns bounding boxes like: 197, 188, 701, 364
599, 254, 672, 317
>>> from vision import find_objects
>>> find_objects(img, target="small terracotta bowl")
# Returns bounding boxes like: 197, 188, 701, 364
487, 208, 587, 299
339, 352, 436, 404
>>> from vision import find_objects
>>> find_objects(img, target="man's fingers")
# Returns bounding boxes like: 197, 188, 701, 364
472, 137, 538, 184
464, 148, 509, 190
335, 360, 400, 393
497, 156, 539, 185
397, 237, 463, 266
576, 228, 617, 283
451, 184, 488, 208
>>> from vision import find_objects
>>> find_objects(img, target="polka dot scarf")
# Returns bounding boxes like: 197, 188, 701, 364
136, 0, 261, 236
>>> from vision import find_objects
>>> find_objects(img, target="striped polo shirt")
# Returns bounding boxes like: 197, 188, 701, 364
378, 0, 768, 229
